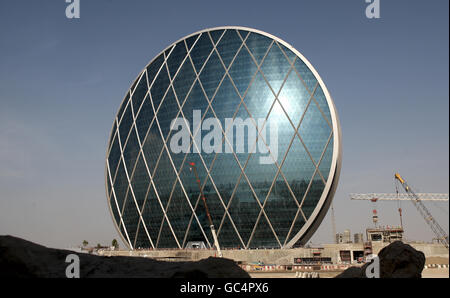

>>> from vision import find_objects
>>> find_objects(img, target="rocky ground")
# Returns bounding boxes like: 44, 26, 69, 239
0, 235, 250, 278
1, 236, 441, 278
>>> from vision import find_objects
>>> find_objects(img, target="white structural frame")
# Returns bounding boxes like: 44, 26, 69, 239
105, 26, 342, 250
350, 193, 449, 201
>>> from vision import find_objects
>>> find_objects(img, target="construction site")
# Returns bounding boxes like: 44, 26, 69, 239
99, 173, 449, 277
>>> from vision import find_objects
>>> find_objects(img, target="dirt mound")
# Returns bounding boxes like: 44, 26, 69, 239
0, 235, 250, 278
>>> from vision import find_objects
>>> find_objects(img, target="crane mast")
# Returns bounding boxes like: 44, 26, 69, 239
189, 162, 223, 257
394, 173, 449, 250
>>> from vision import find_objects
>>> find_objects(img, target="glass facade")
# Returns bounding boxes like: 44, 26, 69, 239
106, 27, 341, 249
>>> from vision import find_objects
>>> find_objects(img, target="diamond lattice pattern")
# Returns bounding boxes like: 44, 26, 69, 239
106, 28, 334, 249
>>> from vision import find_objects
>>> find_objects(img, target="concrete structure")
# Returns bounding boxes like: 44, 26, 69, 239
335, 229, 355, 244
343, 229, 351, 243
354, 233, 364, 244
366, 226, 403, 243
98, 242, 448, 266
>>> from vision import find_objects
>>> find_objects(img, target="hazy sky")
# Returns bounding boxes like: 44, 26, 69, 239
0, 0, 448, 249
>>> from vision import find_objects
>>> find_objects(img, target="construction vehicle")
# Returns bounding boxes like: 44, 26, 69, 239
189, 162, 223, 257
394, 173, 449, 250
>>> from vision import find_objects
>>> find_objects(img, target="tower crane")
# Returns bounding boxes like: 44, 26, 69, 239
350, 193, 448, 230
350, 193, 449, 201
394, 173, 449, 250
189, 162, 223, 257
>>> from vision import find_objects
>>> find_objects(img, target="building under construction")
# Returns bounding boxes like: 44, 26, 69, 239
366, 226, 403, 243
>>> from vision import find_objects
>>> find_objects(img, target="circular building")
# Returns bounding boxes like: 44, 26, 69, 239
106, 27, 341, 250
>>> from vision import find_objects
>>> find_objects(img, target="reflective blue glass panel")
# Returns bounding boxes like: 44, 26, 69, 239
106, 28, 339, 249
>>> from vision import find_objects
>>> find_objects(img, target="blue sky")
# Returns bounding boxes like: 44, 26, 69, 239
0, 0, 448, 248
